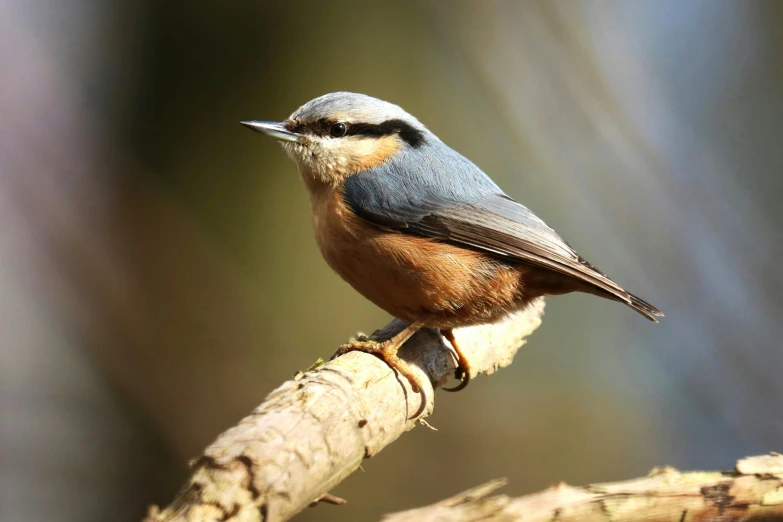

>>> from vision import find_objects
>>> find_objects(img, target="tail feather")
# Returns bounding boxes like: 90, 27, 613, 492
579, 283, 663, 322
627, 292, 664, 322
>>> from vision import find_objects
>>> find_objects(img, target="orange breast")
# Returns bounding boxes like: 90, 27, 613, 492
309, 184, 528, 328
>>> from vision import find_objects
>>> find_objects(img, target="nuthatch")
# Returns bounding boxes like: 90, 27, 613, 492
242, 92, 662, 416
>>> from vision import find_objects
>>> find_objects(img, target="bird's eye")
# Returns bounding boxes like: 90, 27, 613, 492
330, 122, 347, 138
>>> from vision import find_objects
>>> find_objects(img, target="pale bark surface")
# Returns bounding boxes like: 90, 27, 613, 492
145, 299, 546, 522
384, 454, 783, 522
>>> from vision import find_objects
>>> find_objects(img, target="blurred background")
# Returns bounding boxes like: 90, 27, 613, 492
2, 0, 783, 520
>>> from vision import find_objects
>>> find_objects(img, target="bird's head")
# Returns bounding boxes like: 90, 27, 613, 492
242, 92, 429, 186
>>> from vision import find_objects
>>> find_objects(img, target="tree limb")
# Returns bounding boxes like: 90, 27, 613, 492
144, 299, 546, 522
383, 453, 783, 522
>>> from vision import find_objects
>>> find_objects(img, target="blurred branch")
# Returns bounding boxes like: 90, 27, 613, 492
144, 299, 546, 522
383, 454, 783, 522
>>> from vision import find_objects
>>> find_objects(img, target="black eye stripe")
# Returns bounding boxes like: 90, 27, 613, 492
344, 119, 425, 147
285, 120, 324, 135
286, 118, 426, 148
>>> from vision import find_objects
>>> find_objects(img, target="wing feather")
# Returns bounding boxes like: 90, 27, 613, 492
341, 141, 662, 320
411, 195, 630, 297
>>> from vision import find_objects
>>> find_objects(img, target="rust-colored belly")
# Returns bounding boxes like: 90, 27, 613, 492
310, 186, 528, 328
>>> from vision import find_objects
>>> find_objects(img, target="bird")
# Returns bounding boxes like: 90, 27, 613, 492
241, 92, 662, 416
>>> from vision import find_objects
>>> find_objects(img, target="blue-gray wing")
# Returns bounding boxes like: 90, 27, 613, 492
343, 149, 662, 320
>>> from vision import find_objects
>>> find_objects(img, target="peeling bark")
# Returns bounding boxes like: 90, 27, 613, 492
383, 454, 783, 522
144, 300, 546, 522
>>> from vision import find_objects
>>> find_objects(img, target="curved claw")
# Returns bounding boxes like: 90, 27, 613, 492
442, 372, 470, 392
440, 328, 471, 393
409, 387, 428, 419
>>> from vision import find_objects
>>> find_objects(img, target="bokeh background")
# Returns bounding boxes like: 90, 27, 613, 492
3, 1, 783, 520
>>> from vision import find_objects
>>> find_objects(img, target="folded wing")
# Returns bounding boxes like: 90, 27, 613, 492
343, 167, 662, 321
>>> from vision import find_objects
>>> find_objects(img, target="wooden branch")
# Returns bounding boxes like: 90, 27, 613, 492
144, 299, 546, 522
383, 453, 783, 522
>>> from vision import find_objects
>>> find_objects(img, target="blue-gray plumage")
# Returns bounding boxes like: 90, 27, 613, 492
343, 136, 503, 224
242, 92, 662, 417
343, 129, 660, 319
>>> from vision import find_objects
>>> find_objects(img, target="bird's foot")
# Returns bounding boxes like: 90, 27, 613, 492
440, 328, 471, 392
333, 335, 429, 418
334, 339, 424, 394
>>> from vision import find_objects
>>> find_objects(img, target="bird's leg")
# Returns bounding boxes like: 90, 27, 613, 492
333, 319, 430, 416
440, 328, 471, 392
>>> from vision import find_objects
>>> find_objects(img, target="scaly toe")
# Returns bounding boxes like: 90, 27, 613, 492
331, 339, 382, 360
